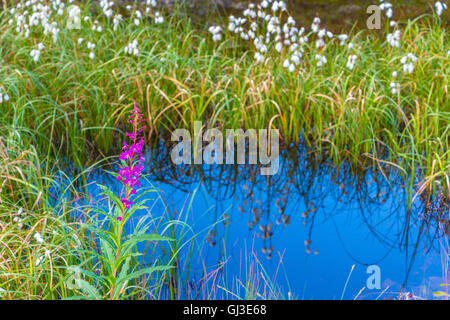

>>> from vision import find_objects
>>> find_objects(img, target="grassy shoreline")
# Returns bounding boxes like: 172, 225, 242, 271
1, 1, 448, 198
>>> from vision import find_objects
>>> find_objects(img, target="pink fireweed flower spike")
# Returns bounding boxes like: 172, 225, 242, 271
116, 101, 145, 210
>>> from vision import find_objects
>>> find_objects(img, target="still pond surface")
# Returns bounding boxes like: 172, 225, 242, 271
91, 146, 448, 299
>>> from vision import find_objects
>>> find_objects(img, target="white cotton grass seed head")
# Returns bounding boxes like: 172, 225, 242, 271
390, 82, 400, 95
346, 55, 358, 70
385, 8, 393, 18
400, 53, 418, 74
30, 49, 41, 62
0, 87, 9, 104
337, 34, 348, 46
155, 12, 164, 24
34, 232, 44, 244
113, 14, 122, 31
254, 52, 265, 63
35, 249, 51, 267
311, 17, 320, 33
209, 25, 223, 42
435, 1, 448, 16
387, 30, 401, 47
315, 54, 327, 67
124, 40, 139, 56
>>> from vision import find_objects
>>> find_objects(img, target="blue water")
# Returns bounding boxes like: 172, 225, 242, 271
89, 151, 447, 300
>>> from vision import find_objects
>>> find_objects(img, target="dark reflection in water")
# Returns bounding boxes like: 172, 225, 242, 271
140, 141, 448, 297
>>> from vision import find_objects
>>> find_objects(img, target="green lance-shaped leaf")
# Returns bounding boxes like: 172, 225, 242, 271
115, 265, 173, 290
76, 279, 103, 300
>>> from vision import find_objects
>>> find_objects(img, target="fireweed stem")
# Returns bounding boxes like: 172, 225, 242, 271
109, 101, 145, 300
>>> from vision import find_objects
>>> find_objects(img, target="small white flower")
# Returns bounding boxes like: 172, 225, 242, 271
89, 51, 95, 60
